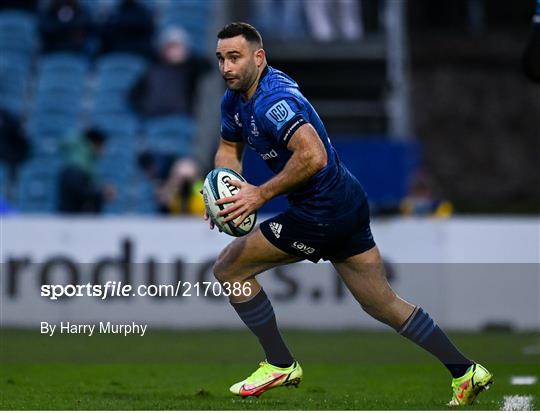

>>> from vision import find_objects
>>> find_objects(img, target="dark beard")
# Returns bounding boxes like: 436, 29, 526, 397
225, 71, 257, 93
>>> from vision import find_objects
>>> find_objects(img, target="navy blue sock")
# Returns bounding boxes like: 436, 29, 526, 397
399, 307, 473, 378
231, 289, 294, 367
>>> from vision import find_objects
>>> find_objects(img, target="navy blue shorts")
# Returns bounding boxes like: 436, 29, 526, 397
260, 200, 376, 263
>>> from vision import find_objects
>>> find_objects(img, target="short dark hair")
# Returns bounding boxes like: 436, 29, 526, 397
217, 22, 263, 48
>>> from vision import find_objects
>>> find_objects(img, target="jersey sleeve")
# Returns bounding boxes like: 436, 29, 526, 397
220, 92, 242, 142
256, 92, 308, 146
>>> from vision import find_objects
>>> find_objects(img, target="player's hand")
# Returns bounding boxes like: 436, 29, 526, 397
216, 180, 265, 226
200, 188, 220, 232
203, 210, 215, 230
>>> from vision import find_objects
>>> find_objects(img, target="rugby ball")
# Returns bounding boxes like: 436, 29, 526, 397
202, 168, 257, 237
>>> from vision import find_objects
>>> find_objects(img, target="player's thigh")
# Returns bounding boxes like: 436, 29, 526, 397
332, 246, 396, 308
213, 227, 300, 283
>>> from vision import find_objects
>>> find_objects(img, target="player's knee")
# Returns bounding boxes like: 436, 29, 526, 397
212, 258, 230, 283
213, 247, 236, 283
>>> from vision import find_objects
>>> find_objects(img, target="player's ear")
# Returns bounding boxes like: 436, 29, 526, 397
254, 48, 265, 67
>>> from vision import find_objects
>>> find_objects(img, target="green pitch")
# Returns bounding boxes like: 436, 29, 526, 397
1, 329, 538, 410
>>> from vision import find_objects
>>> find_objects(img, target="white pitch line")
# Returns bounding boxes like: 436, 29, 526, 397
522, 345, 540, 355
511, 376, 538, 385
521, 340, 540, 355
501, 395, 534, 411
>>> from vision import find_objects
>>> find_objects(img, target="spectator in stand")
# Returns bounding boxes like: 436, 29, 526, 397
400, 171, 453, 218
100, 0, 155, 58
137, 150, 204, 215
57, 128, 115, 214
129, 26, 211, 118
0, 108, 30, 200
39, 0, 95, 54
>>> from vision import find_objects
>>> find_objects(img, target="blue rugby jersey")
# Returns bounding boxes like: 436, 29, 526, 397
220, 65, 366, 220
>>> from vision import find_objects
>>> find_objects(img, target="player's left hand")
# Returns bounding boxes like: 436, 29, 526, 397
216, 180, 265, 226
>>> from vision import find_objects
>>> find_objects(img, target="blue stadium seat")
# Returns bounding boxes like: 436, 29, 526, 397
0, 95, 24, 114
103, 194, 128, 214
98, 153, 135, 175
32, 91, 83, 116
144, 115, 194, 156
0, 51, 31, 71
39, 53, 88, 77
92, 54, 146, 119
34, 54, 88, 116
92, 113, 140, 137
15, 159, 61, 213
26, 113, 81, 138
97, 158, 136, 214
0, 66, 28, 94
36, 74, 86, 95
93, 92, 131, 114
99, 136, 137, 167
30, 133, 62, 159
0, 11, 38, 55
79, 0, 120, 22
160, 0, 215, 53
0, 55, 30, 113
95, 53, 146, 91
131, 175, 157, 214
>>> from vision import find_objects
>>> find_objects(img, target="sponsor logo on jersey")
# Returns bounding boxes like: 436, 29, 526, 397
265, 100, 295, 129
234, 113, 242, 128
269, 222, 282, 238
260, 149, 278, 160
250, 116, 259, 137
282, 118, 305, 142
292, 241, 315, 255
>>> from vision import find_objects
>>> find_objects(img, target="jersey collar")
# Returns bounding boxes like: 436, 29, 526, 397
260, 64, 270, 81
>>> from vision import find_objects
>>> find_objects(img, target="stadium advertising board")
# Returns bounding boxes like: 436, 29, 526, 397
1, 216, 538, 330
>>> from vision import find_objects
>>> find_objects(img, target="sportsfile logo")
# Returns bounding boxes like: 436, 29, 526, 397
269, 222, 282, 238
292, 241, 315, 255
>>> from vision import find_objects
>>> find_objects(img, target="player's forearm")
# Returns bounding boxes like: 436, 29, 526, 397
259, 149, 325, 202
214, 140, 243, 173
215, 151, 242, 173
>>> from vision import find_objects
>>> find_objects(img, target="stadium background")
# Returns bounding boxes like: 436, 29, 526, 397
1, 0, 539, 410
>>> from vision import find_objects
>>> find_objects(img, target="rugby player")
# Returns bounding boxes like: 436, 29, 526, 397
206, 22, 492, 405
